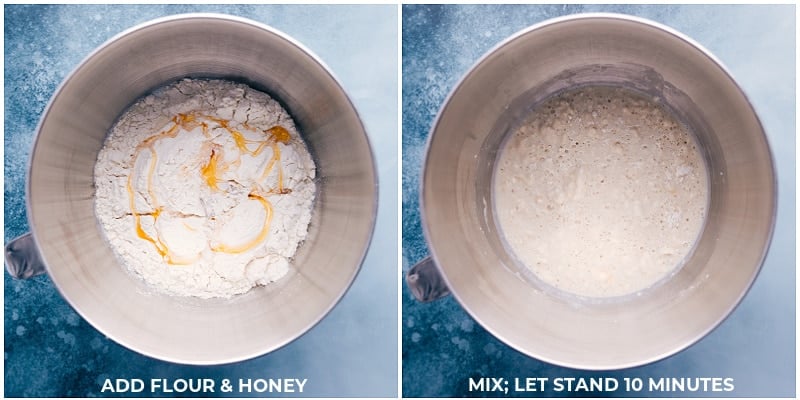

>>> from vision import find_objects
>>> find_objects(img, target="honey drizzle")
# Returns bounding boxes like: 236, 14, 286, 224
126, 112, 293, 264
200, 149, 222, 190
210, 193, 273, 254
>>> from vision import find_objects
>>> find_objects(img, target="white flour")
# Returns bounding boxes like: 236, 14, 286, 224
94, 79, 316, 298
494, 86, 707, 298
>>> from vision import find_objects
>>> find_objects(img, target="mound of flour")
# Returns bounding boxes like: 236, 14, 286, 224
94, 79, 316, 298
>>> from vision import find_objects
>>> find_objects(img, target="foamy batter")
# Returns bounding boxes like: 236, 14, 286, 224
494, 86, 707, 298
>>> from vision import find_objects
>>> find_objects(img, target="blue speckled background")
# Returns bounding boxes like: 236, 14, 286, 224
4, 4, 398, 397
401, 4, 795, 398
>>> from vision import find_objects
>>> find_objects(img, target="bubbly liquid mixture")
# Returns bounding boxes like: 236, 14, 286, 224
493, 86, 708, 298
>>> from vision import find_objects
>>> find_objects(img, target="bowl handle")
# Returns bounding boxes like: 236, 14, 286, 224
4, 232, 46, 279
405, 256, 450, 302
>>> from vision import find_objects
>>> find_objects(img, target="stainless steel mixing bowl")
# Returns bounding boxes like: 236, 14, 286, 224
12, 13, 377, 364
417, 13, 776, 369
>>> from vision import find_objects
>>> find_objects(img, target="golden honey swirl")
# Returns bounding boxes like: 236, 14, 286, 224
126, 112, 293, 265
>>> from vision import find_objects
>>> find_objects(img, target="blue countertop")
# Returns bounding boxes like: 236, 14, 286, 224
4, 4, 398, 397
401, 4, 795, 398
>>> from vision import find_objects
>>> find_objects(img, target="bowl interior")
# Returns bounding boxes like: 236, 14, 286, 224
28, 14, 376, 364
422, 14, 775, 369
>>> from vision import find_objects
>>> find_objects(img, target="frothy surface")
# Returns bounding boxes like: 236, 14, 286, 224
494, 86, 707, 298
